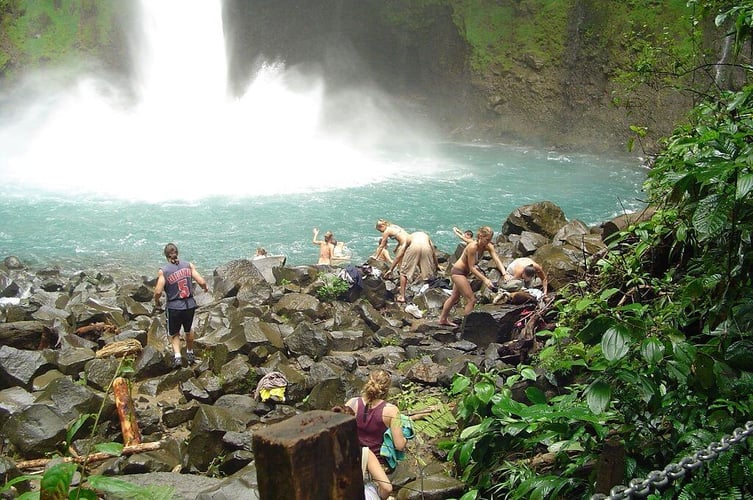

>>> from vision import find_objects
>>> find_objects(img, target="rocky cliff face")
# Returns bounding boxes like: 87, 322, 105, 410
221, 0, 710, 153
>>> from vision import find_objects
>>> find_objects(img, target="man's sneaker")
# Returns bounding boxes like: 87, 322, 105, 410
186, 352, 196, 365
173, 357, 183, 369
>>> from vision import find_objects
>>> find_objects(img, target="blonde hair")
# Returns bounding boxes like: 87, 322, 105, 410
324, 231, 333, 243
375, 219, 390, 230
163, 243, 179, 265
477, 226, 493, 239
361, 369, 391, 402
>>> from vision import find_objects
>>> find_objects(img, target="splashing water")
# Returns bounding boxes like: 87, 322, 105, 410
0, 0, 428, 200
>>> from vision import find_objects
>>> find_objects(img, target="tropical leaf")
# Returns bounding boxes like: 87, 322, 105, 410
692, 194, 727, 241
737, 173, 753, 199
585, 379, 611, 414
640, 337, 664, 364
474, 381, 495, 404
601, 326, 630, 362
39, 463, 77, 499
87, 476, 175, 500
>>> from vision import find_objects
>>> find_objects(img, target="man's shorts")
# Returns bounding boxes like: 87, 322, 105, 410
166, 308, 196, 336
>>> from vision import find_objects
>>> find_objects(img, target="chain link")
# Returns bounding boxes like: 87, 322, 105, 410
591, 420, 753, 500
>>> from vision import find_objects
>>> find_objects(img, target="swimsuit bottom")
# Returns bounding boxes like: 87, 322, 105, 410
451, 267, 467, 276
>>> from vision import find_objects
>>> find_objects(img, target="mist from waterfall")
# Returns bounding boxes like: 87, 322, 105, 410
0, 0, 433, 201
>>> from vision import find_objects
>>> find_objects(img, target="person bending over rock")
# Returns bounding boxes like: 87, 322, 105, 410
439, 226, 505, 327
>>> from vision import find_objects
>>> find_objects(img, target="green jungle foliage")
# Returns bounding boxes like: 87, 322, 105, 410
315, 272, 351, 302
443, 1, 753, 498
380, 0, 696, 74
0, 0, 118, 78
0, 357, 173, 499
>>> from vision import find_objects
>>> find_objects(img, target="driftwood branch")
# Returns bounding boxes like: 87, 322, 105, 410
75, 322, 118, 337
15, 441, 162, 470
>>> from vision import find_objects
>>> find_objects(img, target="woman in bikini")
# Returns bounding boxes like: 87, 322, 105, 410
438, 226, 506, 327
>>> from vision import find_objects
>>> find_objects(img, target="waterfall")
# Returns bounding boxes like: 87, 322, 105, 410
0, 0, 421, 200
715, 33, 733, 89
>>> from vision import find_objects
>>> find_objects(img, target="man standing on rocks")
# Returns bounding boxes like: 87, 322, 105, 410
153, 243, 209, 368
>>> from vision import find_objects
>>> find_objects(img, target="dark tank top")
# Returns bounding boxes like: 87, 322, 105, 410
161, 261, 196, 310
355, 398, 387, 460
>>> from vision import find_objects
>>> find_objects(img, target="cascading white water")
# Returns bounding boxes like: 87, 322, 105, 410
0, 0, 420, 200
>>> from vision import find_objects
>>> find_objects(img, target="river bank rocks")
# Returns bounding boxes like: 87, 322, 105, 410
0, 201, 627, 499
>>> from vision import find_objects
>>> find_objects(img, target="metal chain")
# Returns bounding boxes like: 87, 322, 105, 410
591, 420, 753, 500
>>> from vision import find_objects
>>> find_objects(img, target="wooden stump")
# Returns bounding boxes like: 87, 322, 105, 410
252, 410, 363, 500
113, 377, 142, 447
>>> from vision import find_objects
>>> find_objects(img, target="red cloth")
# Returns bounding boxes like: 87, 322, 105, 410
355, 398, 387, 460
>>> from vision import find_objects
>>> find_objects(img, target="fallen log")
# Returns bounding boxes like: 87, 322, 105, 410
15, 441, 162, 470
75, 322, 118, 337
95, 339, 143, 359
113, 377, 142, 447
0, 321, 56, 350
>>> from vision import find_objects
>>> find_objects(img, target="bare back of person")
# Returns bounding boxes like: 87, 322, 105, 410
507, 257, 535, 277
318, 243, 333, 265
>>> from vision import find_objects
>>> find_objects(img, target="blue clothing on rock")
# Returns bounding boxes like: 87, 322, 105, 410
380, 414, 415, 469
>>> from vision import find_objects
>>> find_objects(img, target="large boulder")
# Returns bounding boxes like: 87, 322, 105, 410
501, 201, 568, 239
213, 259, 268, 299
533, 243, 584, 291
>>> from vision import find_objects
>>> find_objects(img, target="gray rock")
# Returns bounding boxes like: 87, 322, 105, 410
55, 346, 96, 376
35, 376, 108, 421
195, 462, 260, 500
4, 404, 67, 457
0, 386, 35, 428
397, 473, 465, 499
284, 323, 330, 360
0, 345, 54, 390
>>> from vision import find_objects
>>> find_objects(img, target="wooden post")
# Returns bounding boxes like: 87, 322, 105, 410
112, 377, 142, 447
595, 436, 626, 495
252, 410, 364, 500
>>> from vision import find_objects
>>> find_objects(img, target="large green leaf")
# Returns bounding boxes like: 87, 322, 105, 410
640, 337, 664, 365
692, 194, 727, 241
473, 382, 495, 404
451, 376, 471, 395
40, 463, 77, 499
525, 386, 547, 405
737, 173, 753, 199
725, 340, 753, 370
585, 379, 611, 414
601, 326, 630, 362
578, 315, 616, 344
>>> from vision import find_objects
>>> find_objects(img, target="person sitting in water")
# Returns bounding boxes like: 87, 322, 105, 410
253, 247, 267, 260
452, 227, 474, 260
453, 227, 474, 244
438, 226, 505, 327
312, 227, 335, 265
504, 256, 548, 294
